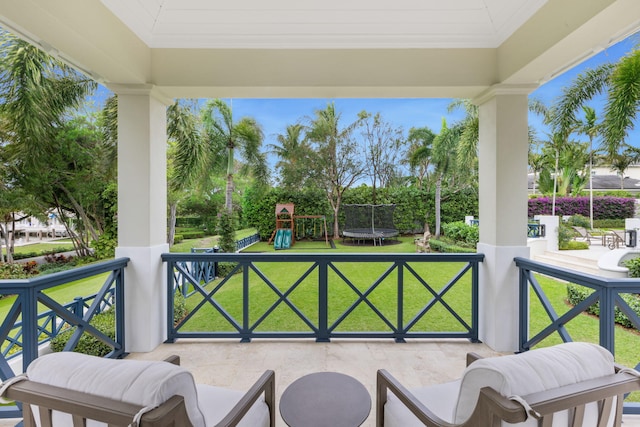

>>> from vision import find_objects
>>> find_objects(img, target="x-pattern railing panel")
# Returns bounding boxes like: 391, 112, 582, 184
515, 257, 640, 354
0, 258, 129, 376
163, 252, 483, 343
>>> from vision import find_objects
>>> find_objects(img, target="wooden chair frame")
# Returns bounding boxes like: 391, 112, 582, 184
3, 355, 276, 427
376, 352, 640, 427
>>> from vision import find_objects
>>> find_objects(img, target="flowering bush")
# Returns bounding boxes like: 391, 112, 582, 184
528, 196, 636, 220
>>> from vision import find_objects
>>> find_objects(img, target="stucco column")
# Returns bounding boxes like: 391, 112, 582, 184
475, 85, 534, 352
110, 84, 171, 352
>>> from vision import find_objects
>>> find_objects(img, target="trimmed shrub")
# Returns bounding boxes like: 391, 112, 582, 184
562, 240, 589, 250
173, 234, 184, 244
428, 238, 476, 253
50, 309, 115, 356
51, 293, 189, 357
567, 284, 640, 330
441, 221, 479, 247
624, 257, 640, 278
593, 219, 625, 229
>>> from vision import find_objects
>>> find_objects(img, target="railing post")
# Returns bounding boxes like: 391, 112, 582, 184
241, 262, 251, 342
317, 261, 330, 342
21, 287, 39, 372
72, 297, 84, 317
166, 260, 176, 343
395, 262, 405, 343
470, 260, 480, 343
599, 286, 615, 354
115, 264, 126, 355
518, 265, 529, 352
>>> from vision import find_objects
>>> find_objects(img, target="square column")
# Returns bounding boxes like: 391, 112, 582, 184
111, 84, 171, 352
475, 86, 533, 352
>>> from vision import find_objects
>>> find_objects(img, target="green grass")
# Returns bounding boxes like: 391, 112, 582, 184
170, 228, 258, 253
13, 241, 75, 255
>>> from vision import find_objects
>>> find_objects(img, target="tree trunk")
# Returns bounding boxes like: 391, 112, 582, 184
435, 175, 442, 238
225, 173, 234, 213
168, 202, 178, 246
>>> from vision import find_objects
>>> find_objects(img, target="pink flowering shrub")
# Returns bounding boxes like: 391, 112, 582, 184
528, 196, 636, 219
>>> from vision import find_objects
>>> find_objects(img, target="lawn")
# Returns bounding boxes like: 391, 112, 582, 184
13, 240, 75, 255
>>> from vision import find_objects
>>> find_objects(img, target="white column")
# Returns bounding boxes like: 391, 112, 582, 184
475, 85, 533, 352
111, 84, 171, 352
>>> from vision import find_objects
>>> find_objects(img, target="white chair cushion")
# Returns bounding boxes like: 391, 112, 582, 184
384, 379, 460, 426
453, 342, 615, 424
197, 384, 270, 427
26, 352, 206, 427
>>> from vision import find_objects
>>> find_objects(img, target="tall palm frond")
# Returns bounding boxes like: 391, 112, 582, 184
602, 50, 640, 154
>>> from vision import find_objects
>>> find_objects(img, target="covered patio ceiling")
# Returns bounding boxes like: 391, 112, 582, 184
1, 0, 639, 99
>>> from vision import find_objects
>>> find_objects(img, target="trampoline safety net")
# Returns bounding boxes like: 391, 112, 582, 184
342, 204, 398, 236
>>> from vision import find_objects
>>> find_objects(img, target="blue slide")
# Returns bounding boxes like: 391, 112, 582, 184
274, 229, 292, 250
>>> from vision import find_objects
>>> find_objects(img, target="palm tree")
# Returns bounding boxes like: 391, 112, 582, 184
609, 152, 633, 189
167, 100, 203, 245
551, 49, 640, 158
447, 99, 478, 173
269, 123, 310, 190
0, 32, 96, 165
201, 99, 267, 213
407, 126, 436, 190
0, 31, 98, 256
431, 119, 459, 238
575, 106, 601, 228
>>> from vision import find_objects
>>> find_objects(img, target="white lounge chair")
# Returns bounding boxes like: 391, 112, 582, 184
1, 352, 275, 427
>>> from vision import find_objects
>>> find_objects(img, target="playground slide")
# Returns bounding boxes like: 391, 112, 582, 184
274, 229, 292, 250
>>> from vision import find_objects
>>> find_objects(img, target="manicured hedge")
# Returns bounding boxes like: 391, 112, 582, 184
528, 196, 636, 219
567, 284, 640, 330
241, 186, 479, 240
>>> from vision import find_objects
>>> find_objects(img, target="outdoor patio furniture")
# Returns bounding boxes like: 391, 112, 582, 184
280, 372, 371, 426
0, 352, 275, 427
604, 230, 626, 250
572, 226, 594, 244
376, 342, 640, 427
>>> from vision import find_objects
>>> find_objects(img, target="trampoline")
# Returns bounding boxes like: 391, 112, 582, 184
342, 204, 399, 246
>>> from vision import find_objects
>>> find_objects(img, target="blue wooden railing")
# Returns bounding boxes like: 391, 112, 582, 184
515, 257, 640, 353
0, 258, 129, 420
515, 256, 640, 414
162, 252, 483, 343
236, 233, 260, 251
0, 258, 129, 370
1, 288, 116, 360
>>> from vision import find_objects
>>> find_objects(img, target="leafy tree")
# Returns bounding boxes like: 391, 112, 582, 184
357, 111, 405, 202
201, 99, 268, 213
0, 30, 101, 256
306, 103, 365, 237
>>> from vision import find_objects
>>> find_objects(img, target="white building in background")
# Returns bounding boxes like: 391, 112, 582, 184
3, 211, 69, 243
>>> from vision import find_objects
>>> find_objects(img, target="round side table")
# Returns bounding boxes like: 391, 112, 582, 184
279, 372, 371, 427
